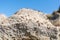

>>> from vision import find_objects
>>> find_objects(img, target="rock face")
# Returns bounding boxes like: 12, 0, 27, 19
0, 8, 60, 40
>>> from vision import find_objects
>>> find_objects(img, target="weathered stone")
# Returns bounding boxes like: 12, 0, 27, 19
0, 8, 60, 40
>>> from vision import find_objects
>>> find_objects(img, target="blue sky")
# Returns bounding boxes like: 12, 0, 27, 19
0, 0, 60, 16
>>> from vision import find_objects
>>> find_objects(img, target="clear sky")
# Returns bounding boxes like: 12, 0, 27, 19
0, 0, 60, 17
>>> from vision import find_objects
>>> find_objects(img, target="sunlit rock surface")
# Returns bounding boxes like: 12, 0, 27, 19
0, 8, 60, 40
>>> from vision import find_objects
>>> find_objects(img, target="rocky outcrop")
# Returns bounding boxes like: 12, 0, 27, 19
47, 7, 60, 26
0, 8, 60, 40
